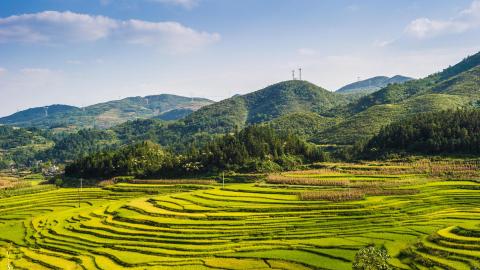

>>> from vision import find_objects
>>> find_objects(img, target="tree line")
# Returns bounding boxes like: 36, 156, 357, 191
65, 125, 328, 180
359, 109, 480, 157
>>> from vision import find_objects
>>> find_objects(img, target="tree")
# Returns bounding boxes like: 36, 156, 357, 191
353, 245, 391, 270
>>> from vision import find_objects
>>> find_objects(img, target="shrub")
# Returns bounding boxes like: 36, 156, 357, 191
353, 245, 391, 270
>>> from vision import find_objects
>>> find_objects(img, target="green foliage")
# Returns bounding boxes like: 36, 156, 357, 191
0, 126, 48, 149
363, 109, 480, 156
65, 141, 170, 179
267, 112, 340, 141
39, 129, 118, 162
193, 125, 321, 173
65, 125, 328, 180
353, 245, 391, 270
156, 108, 194, 121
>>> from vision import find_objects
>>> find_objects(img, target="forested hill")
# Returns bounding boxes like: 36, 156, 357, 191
342, 52, 480, 116
180, 80, 347, 134
0, 105, 80, 126
0, 94, 214, 130
65, 125, 325, 180
318, 51, 480, 144
361, 109, 480, 156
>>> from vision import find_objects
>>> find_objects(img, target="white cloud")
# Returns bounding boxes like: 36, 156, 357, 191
0, 67, 6, 76
100, 0, 199, 9
0, 11, 117, 43
0, 11, 220, 53
405, 0, 480, 39
120, 19, 220, 53
298, 48, 318, 56
373, 39, 394, 48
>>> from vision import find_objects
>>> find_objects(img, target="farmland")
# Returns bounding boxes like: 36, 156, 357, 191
1, 160, 480, 269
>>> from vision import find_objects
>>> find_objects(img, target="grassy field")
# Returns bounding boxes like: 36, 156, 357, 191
0, 160, 479, 269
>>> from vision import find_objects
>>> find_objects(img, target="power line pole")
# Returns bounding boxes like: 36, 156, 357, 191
222, 172, 225, 189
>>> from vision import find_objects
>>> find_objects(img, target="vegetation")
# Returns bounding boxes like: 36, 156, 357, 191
362, 109, 480, 157
353, 246, 391, 270
0, 94, 213, 130
2, 51, 480, 166
1, 160, 479, 269
39, 129, 118, 162
65, 125, 328, 180
65, 140, 171, 179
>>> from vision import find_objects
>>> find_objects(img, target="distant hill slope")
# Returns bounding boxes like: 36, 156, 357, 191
336, 75, 413, 95
0, 94, 214, 130
0, 125, 53, 168
181, 80, 348, 134
362, 109, 480, 156
0, 105, 80, 126
321, 51, 480, 144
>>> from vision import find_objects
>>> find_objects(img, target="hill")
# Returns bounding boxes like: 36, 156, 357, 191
181, 80, 347, 134
361, 109, 480, 156
0, 125, 53, 168
0, 105, 80, 126
321, 51, 480, 144
0, 94, 214, 130
336, 75, 412, 95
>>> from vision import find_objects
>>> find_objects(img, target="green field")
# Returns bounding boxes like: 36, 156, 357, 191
1, 161, 480, 269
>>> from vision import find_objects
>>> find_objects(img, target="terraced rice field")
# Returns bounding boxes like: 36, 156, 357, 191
0, 162, 479, 269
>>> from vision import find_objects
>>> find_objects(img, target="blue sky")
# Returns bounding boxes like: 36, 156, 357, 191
0, 0, 479, 116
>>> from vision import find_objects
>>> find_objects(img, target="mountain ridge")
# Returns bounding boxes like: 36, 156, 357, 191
0, 94, 215, 130
336, 75, 413, 95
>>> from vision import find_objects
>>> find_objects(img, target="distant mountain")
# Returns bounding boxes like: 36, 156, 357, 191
336, 75, 413, 95
0, 105, 80, 126
0, 94, 214, 130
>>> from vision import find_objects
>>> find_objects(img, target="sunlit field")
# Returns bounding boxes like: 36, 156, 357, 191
1, 160, 480, 270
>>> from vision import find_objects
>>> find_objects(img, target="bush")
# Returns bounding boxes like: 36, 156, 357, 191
54, 178, 63, 186
353, 245, 391, 270
244, 159, 282, 173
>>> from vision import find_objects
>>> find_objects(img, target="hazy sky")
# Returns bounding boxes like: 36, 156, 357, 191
1, 0, 480, 116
